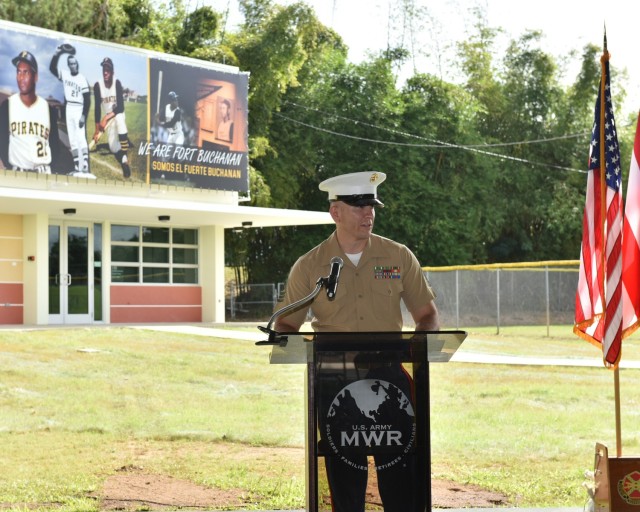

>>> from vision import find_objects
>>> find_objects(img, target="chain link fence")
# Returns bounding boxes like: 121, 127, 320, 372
226, 261, 580, 329
226, 283, 280, 320
422, 261, 579, 332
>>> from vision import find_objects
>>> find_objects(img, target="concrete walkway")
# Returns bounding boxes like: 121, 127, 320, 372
131, 323, 640, 369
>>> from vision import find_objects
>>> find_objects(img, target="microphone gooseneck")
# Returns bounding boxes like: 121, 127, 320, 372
257, 256, 345, 344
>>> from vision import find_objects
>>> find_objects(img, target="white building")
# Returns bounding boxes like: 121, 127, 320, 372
0, 171, 331, 325
0, 20, 332, 326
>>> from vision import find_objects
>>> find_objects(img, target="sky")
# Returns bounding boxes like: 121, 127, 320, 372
208, 0, 640, 116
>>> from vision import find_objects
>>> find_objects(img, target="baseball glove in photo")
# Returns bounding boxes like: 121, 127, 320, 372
57, 43, 76, 55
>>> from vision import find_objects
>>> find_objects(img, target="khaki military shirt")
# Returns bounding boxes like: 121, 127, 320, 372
276, 232, 436, 332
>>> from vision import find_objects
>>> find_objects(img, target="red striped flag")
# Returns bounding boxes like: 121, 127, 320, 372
622, 112, 640, 339
574, 48, 623, 368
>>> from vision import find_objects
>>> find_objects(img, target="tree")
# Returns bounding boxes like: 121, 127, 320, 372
383, 73, 498, 265
233, 0, 341, 140
455, 18, 600, 263
225, 0, 348, 284
0, 0, 132, 40
6, 0, 633, 277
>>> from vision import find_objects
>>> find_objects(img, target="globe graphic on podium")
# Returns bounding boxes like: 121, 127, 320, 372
325, 378, 416, 469
327, 379, 414, 421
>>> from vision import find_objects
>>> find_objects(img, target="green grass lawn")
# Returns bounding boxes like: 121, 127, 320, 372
0, 324, 638, 510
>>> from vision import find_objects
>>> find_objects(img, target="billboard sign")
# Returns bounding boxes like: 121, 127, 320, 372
0, 20, 249, 193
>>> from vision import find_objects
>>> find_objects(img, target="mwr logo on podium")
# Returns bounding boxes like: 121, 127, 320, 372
325, 379, 416, 470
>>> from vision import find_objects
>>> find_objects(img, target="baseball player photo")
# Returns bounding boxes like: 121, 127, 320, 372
49, 43, 93, 178
0, 50, 61, 173
157, 91, 184, 145
92, 56, 131, 178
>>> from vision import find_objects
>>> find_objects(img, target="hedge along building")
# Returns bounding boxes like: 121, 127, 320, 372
0, 20, 332, 326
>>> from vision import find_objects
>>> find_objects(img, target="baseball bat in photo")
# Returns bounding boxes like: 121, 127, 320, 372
157, 70, 163, 115
88, 117, 115, 151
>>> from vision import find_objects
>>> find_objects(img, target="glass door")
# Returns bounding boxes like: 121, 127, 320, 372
48, 223, 93, 324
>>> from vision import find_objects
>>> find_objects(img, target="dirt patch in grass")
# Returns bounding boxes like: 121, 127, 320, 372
98, 466, 249, 510
94, 454, 509, 510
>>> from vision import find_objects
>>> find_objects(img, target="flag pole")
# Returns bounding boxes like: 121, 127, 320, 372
603, 25, 622, 458
615, 367, 622, 456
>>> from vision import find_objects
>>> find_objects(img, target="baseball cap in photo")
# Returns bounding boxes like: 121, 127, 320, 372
319, 171, 386, 207
100, 57, 114, 71
168, 91, 178, 100
12, 50, 38, 73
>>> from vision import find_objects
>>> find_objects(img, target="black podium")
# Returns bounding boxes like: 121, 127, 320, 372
263, 330, 466, 511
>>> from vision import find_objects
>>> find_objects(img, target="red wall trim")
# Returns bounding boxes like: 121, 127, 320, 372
111, 285, 201, 306
0, 306, 23, 324
110, 285, 202, 323
0, 283, 23, 304
110, 306, 202, 323
0, 284, 23, 324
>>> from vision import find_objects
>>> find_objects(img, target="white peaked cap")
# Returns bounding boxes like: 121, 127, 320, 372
318, 171, 386, 207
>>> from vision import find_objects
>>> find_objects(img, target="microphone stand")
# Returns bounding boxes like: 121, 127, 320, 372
257, 276, 328, 346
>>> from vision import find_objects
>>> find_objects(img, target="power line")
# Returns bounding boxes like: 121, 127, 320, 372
284, 100, 592, 148
278, 102, 595, 174
275, 111, 584, 173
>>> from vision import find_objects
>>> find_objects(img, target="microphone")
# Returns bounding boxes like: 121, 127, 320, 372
326, 256, 344, 300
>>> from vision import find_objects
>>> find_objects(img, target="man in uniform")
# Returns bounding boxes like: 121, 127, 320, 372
0, 50, 60, 173
93, 57, 131, 178
274, 171, 439, 511
49, 44, 92, 177
158, 91, 184, 145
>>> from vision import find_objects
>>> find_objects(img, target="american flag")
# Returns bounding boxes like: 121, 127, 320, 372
574, 49, 623, 368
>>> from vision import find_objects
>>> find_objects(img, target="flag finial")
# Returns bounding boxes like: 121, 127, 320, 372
604, 23, 608, 52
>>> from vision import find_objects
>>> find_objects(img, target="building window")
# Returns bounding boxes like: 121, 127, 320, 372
111, 225, 198, 284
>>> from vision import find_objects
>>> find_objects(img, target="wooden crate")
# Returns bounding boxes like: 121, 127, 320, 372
594, 443, 640, 511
